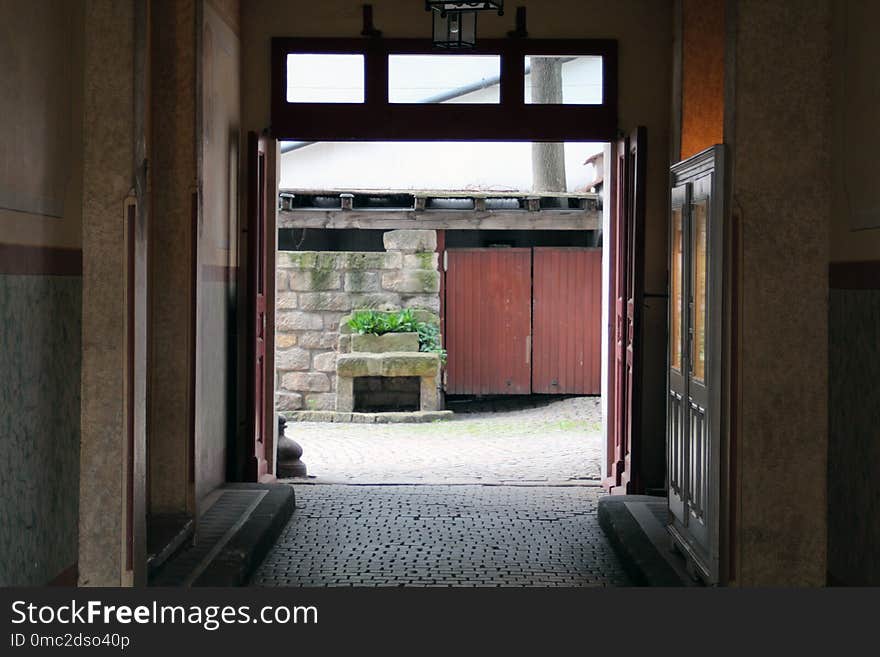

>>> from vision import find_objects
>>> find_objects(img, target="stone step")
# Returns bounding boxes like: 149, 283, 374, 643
337, 351, 440, 378
281, 410, 454, 424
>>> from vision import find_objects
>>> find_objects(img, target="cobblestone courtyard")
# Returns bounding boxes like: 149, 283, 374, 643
252, 397, 631, 587
252, 485, 631, 587
286, 396, 604, 484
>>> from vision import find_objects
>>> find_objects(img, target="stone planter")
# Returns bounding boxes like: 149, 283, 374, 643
351, 331, 419, 353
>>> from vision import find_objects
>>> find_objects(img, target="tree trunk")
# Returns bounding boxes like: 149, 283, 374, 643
530, 57, 566, 197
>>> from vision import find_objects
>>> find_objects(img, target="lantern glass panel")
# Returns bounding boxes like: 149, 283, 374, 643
432, 10, 477, 49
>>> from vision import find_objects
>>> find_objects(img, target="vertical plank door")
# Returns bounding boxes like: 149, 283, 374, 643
532, 247, 602, 394
445, 248, 532, 395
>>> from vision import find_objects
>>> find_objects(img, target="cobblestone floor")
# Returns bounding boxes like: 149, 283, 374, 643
253, 397, 627, 587
252, 484, 631, 587
286, 396, 603, 485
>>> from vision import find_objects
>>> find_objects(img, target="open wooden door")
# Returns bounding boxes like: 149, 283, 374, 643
667, 146, 724, 584
606, 127, 647, 494
246, 131, 270, 480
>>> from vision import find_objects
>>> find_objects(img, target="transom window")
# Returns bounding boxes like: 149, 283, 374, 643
271, 38, 617, 142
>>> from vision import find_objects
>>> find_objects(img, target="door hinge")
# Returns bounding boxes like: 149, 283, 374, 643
443, 251, 448, 272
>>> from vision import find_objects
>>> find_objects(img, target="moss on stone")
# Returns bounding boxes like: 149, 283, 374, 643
309, 261, 335, 290
346, 270, 368, 292
415, 270, 440, 293
412, 310, 440, 326
278, 251, 317, 269
344, 252, 388, 270
414, 252, 434, 269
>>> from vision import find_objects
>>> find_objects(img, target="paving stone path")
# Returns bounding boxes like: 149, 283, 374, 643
253, 396, 629, 587
252, 484, 631, 587
285, 395, 604, 485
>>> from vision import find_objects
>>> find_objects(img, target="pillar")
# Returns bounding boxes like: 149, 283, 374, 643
727, 0, 831, 585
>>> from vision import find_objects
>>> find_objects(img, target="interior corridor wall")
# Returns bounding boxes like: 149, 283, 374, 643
727, 0, 831, 586
149, 0, 198, 519
195, 0, 241, 500
149, 0, 241, 509
0, 0, 84, 585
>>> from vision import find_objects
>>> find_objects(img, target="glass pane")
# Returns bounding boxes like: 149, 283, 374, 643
388, 55, 501, 104
670, 206, 684, 372
279, 141, 603, 193
525, 55, 603, 105
692, 199, 708, 382
286, 54, 365, 103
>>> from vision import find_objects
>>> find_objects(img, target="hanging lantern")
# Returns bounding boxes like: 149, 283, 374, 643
425, 2, 504, 49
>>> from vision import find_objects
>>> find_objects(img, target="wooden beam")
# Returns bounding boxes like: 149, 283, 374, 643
277, 209, 601, 231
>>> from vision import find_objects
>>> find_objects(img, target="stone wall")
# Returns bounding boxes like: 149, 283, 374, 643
275, 230, 440, 412
0, 275, 81, 585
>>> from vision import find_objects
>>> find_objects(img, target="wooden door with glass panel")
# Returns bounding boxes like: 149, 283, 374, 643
667, 146, 724, 584
668, 183, 688, 526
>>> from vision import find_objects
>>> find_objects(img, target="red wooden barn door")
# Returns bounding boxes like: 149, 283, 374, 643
445, 248, 532, 395
246, 131, 269, 480
607, 127, 647, 494
532, 248, 602, 394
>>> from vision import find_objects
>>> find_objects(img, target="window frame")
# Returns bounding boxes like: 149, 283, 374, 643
270, 37, 617, 141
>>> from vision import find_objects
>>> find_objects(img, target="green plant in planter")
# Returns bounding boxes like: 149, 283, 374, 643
347, 309, 447, 364
348, 308, 418, 334
416, 321, 447, 365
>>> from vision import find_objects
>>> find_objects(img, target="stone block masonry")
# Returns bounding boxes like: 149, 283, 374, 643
275, 230, 441, 413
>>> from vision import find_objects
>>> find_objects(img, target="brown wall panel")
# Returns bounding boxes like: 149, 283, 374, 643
681, 0, 724, 159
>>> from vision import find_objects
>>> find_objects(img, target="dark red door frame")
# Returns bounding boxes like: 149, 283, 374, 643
605, 135, 628, 489
246, 132, 270, 481
437, 229, 446, 341
270, 37, 617, 142
622, 126, 647, 493
604, 145, 619, 485
125, 201, 136, 572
